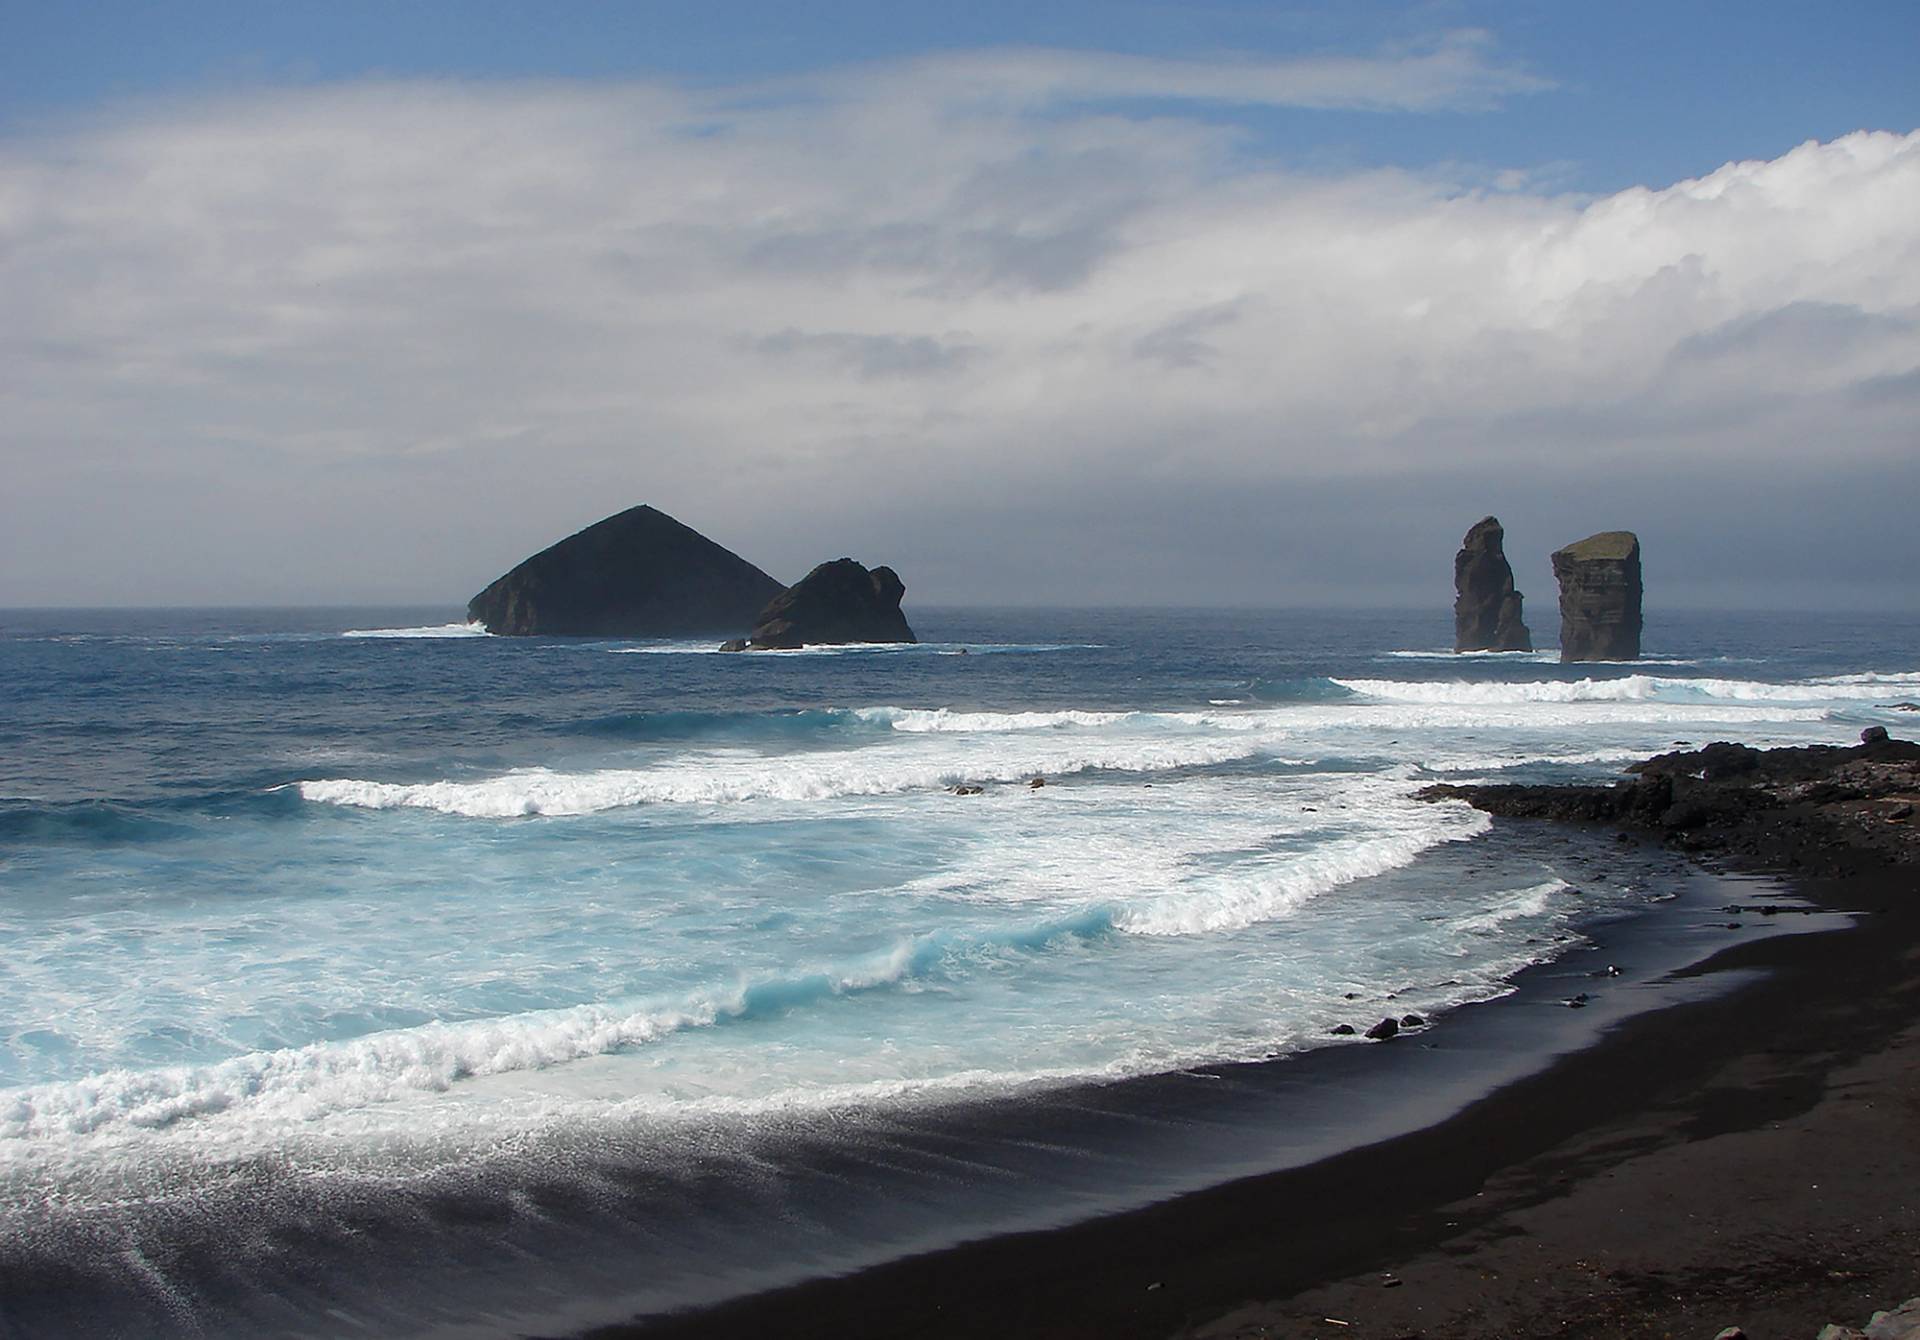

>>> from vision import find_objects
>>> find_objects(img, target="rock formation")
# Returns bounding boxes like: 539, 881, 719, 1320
1551, 531, 1642, 662
721, 558, 916, 651
467, 505, 785, 637
1453, 516, 1532, 652
1418, 734, 1920, 875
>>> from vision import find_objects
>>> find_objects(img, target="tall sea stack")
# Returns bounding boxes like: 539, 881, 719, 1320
1452, 516, 1532, 653
468, 505, 785, 637
1551, 531, 1642, 662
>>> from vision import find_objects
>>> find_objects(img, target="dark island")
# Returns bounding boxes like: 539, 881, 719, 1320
467, 505, 784, 637
721, 558, 916, 651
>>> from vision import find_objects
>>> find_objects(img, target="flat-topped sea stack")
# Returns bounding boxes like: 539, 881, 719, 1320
468, 505, 784, 637
1452, 516, 1532, 653
722, 558, 915, 651
1552, 530, 1642, 662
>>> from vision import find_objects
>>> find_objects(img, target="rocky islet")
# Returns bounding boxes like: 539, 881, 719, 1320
1452, 515, 1533, 653
468, 506, 917, 650
467, 504, 784, 637
1552, 529, 1644, 662
721, 557, 916, 651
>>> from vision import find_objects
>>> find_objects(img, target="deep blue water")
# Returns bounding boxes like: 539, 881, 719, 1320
1, 605, 1915, 1337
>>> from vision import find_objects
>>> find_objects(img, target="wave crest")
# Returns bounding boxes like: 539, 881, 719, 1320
0, 912, 1116, 1144
1117, 793, 1491, 936
1332, 673, 1917, 705
340, 623, 488, 639
295, 736, 1267, 817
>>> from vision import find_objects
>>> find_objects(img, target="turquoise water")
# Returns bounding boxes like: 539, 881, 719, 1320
2, 606, 1915, 1335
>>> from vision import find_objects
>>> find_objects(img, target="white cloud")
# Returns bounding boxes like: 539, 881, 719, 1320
0, 49, 1915, 606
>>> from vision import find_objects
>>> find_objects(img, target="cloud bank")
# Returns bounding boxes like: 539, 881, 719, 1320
1, 45, 1916, 608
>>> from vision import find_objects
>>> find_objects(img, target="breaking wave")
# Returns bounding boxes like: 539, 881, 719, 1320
296, 735, 1267, 817
1246, 676, 1361, 704
1332, 674, 1913, 705
608, 641, 1098, 657
0, 911, 1118, 1145
1117, 798, 1490, 936
862, 706, 1179, 732
1448, 879, 1572, 933
340, 623, 489, 639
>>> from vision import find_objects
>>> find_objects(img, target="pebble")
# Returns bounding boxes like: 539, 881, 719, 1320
1865, 1297, 1920, 1339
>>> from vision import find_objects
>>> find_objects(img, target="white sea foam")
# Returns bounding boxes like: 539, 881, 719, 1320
863, 698, 1820, 740
341, 622, 489, 639
296, 684, 1846, 818
1260, 700, 1829, 735
297, 734, 1267, 817
0, 935, 974, 1146
1334, 674, 1908, 705
1381, 650, 1709, 666
1117, 788, 1491, 936
0, 998, 717, 1142
858, 706, 1212, 732
1383, 648, 1563, 663
1449, 879, 1571, 933
860, 707, 1130, 731
606, 642, 732, 655
608, 641, 1098, 657
1418, 747, 1653, 774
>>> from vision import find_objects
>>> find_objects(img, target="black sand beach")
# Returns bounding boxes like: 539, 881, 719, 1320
586, 737, 1920, 1340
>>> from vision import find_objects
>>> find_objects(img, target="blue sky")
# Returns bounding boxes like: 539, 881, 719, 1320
9, 1, 1917, 191
2, 2, 1917, 607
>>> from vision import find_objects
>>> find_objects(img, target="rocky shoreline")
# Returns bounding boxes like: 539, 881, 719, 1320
1419, 733, 1920, 877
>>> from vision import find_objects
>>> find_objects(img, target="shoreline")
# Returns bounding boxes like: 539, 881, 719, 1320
587, 738, 1920, 1340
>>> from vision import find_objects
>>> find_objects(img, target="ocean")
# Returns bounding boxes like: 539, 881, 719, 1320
3, 605, 1917, 1338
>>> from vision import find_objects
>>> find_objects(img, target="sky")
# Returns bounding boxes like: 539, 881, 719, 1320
2, 1, 1917, 610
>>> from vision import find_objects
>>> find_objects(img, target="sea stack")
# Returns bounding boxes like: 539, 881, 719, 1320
1452, 516, 1532, 653
468, 505, 784, 637
722, 558, 916, 651
1551, 531, 1642, 662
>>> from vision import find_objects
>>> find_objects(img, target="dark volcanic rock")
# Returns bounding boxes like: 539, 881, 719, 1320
1453, 516, 1533, 652
1552, 530, 1643, 662
722, 558, 915, 651
1365, 1017, 1400, 1041
468, 505, 784, 638
1418, 735, 1920, 877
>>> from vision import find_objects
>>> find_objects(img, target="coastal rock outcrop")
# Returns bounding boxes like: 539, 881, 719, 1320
1552, 531, 1642, 662
1418, 734, 1920, 876
468, 505, 785, 638
1453, 516, 1533, 652
721, 558, 916, 651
